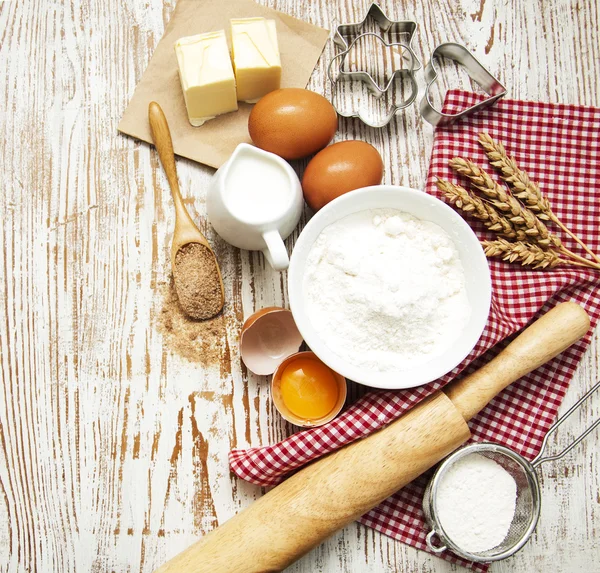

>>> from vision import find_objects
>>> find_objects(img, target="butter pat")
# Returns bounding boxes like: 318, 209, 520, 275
231, 18, 281, 103
174, 31, 238, 126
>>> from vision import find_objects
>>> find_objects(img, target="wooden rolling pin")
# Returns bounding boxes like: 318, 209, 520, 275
155, 302, 590, 573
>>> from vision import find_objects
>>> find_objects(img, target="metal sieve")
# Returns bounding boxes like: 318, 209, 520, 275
423, 379, 600, 563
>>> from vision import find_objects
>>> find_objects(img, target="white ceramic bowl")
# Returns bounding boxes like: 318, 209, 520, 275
288, 185, 492, 390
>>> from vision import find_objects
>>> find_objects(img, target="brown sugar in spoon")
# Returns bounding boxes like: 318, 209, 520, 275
148, 101, 224, 320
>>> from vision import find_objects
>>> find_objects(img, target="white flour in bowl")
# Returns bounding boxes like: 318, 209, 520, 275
303, 208, 471, 373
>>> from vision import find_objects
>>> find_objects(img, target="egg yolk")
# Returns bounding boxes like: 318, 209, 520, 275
279, 358, 339, 420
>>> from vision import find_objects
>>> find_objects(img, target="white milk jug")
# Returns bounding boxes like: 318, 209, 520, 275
207, 143, 304, 271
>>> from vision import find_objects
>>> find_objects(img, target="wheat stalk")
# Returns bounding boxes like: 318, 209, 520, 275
481, 238, 570, 269
449, 157, 560, 249
478, 132, 600, 263
482, 239, 599, 270
448, 156, 600, 268
441, 164, 600, 270
436, 178, 527, 240
478, 133, 551, 216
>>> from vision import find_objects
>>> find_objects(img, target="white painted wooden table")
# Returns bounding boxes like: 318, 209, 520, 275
0, 0, 598, 571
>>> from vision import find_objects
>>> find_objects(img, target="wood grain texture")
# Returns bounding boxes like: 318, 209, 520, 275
155, 392, 471, 573
0, 1, 598, 572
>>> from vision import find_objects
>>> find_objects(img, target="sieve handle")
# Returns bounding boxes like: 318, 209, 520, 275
532, 378, 600, 467
426, 530, 447, 554
444, 302, 590, 422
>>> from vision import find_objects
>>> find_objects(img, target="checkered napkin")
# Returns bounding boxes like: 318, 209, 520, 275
230, 91, 600, 571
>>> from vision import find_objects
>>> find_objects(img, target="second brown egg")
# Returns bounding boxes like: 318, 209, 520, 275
301, 140, 384, 211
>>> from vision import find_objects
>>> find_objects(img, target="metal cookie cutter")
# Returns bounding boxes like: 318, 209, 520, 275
333, 2, 421, 72
328, 4, 422, 127
420, 43, 507, 126
329, 32, 420, 94
327, 34, 419, 128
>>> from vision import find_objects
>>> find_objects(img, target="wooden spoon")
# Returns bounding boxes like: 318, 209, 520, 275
148, 101, 224, 319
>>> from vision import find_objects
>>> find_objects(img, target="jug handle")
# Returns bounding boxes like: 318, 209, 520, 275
262, 230, 289, 271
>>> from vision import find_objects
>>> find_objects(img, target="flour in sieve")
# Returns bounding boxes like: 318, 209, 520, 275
435, 453, 517, 552
303, 209, 471, 373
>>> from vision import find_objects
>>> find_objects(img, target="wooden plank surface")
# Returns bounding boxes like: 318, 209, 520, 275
0, 0, 598, 572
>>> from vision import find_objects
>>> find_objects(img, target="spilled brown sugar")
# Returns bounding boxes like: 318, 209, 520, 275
156, 279, 226, 365
173, 242, 223, 319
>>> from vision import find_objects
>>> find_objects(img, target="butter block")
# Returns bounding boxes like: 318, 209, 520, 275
174, 31, 238, 126
231, 18, 282, 103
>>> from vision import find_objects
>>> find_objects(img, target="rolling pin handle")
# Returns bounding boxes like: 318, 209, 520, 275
444, 302, 590, 421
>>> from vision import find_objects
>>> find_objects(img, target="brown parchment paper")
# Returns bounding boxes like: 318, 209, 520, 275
118, 0, 329, 169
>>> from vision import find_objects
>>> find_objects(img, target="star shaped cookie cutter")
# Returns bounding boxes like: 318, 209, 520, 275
419, 43, 507, 126
329, 32, 420, 94
333, 2, 421, 70
328, 4, 422, 127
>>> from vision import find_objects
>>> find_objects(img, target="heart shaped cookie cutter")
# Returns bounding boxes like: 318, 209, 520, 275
420, 43, 507, 126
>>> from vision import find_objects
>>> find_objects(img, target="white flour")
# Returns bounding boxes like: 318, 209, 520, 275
436, 453, 517, 552
303, 209, 471, 372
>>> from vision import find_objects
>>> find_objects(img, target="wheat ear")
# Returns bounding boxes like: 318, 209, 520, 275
478, 132, 600, 264
436, 179, 527, 240
448, 157, 598, 268
449, 157, 559, 248
480, 238, 598, 269
481, 238, 573, 269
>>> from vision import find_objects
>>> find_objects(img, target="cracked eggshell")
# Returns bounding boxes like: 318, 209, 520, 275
240, 307, 303, 375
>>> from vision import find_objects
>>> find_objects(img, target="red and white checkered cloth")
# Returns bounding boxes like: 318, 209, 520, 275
230, 91, 600, 571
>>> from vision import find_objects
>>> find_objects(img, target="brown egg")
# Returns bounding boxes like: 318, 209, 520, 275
239, 307, 303, 375
248, 88, 338, 160
302, 140, 384, 211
